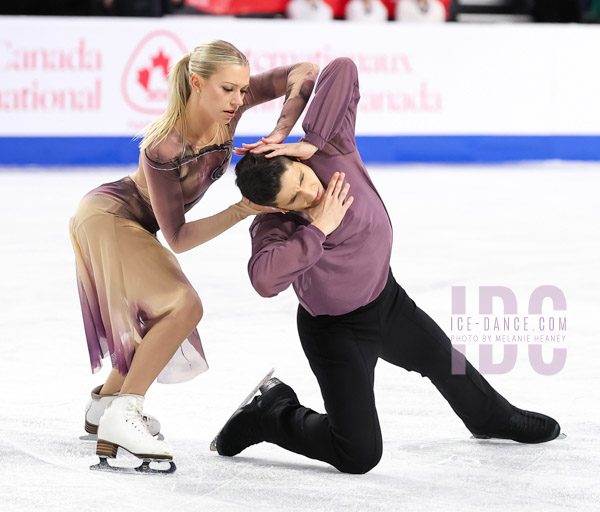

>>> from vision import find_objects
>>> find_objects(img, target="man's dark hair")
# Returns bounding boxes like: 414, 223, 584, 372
235, 152, 293, 206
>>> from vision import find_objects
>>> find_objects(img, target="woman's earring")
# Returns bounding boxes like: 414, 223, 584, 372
196, 89, 200, 93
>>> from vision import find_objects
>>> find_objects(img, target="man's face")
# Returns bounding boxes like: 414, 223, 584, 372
273, 160, 324, 211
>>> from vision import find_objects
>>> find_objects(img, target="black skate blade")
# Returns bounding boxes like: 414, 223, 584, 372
470, 432, 567, 442
209, 368, 275, 452
90, 456, 176, 474
469, 434, 516, 443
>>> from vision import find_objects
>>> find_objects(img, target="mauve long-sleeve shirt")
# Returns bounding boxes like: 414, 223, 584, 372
248, 58, 393, 316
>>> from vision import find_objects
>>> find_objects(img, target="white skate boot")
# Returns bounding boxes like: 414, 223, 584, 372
91, 395, 175, 474
85, 385, 161, 436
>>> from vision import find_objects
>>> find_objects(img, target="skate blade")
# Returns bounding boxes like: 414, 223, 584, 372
90, 456, 176, 474
209, 368, 275, 452
470, 432, 567, 442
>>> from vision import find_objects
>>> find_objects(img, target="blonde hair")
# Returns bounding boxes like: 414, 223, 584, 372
140, 40, 248, 152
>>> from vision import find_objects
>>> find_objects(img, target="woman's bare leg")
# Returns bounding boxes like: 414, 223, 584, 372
120, 289, 203, 396
100, 368, 126, 395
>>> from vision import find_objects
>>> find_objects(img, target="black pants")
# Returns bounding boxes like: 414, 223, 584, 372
259, 270, 513, 474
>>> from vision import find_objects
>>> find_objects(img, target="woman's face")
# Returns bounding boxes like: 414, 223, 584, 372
195, 64, 250, 124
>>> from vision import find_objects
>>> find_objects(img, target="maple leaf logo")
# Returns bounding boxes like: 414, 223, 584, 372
138, 68, 150, 90
137, 49, 170, 98
123, 30, 187, 114
152, 50, 170, 78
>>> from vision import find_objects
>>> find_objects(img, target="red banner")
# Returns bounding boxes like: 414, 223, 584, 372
184, 0, 450, 18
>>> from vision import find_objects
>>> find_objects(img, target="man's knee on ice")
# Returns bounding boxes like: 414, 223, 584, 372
335, 441, 382, 474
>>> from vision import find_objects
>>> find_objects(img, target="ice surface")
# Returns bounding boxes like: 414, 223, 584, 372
0, 162, 598, 511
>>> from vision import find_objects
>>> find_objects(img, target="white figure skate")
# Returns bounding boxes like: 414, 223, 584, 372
85, 385, 161, 436
90, 394, 175, 474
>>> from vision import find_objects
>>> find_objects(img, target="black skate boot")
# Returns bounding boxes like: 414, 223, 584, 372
472, 406, 561, 444
215, 378, 292, 457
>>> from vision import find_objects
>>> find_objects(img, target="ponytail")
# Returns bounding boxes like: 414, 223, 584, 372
139, 41, 248, 152
139, 53, 191, 152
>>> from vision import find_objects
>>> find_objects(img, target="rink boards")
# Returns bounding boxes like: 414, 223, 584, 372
1, 16, 599, 164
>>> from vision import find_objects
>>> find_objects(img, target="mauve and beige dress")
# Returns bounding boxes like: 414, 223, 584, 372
69, 64, 316, 384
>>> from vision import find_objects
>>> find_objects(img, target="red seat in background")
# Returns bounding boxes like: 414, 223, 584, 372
184, 0, 451, 19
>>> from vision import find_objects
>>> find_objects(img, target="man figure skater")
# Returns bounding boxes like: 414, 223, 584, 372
214, 57, 561, 474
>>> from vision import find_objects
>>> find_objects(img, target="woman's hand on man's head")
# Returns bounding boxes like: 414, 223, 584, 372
243, 141, 318, 160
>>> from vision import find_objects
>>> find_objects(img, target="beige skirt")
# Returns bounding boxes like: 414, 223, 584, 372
69, 188, 208, 384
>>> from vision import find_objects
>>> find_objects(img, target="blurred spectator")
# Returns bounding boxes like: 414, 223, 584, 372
532, 0, 581, 22
92, 0, 183, 16
590, 0, 600, 21
345, 0, 389, 21
286, 0, 334, 19
396, 0, 446, 22
0, 0, 90, 14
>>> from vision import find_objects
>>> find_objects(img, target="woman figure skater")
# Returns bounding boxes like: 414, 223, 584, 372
69, 40, 318, 465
